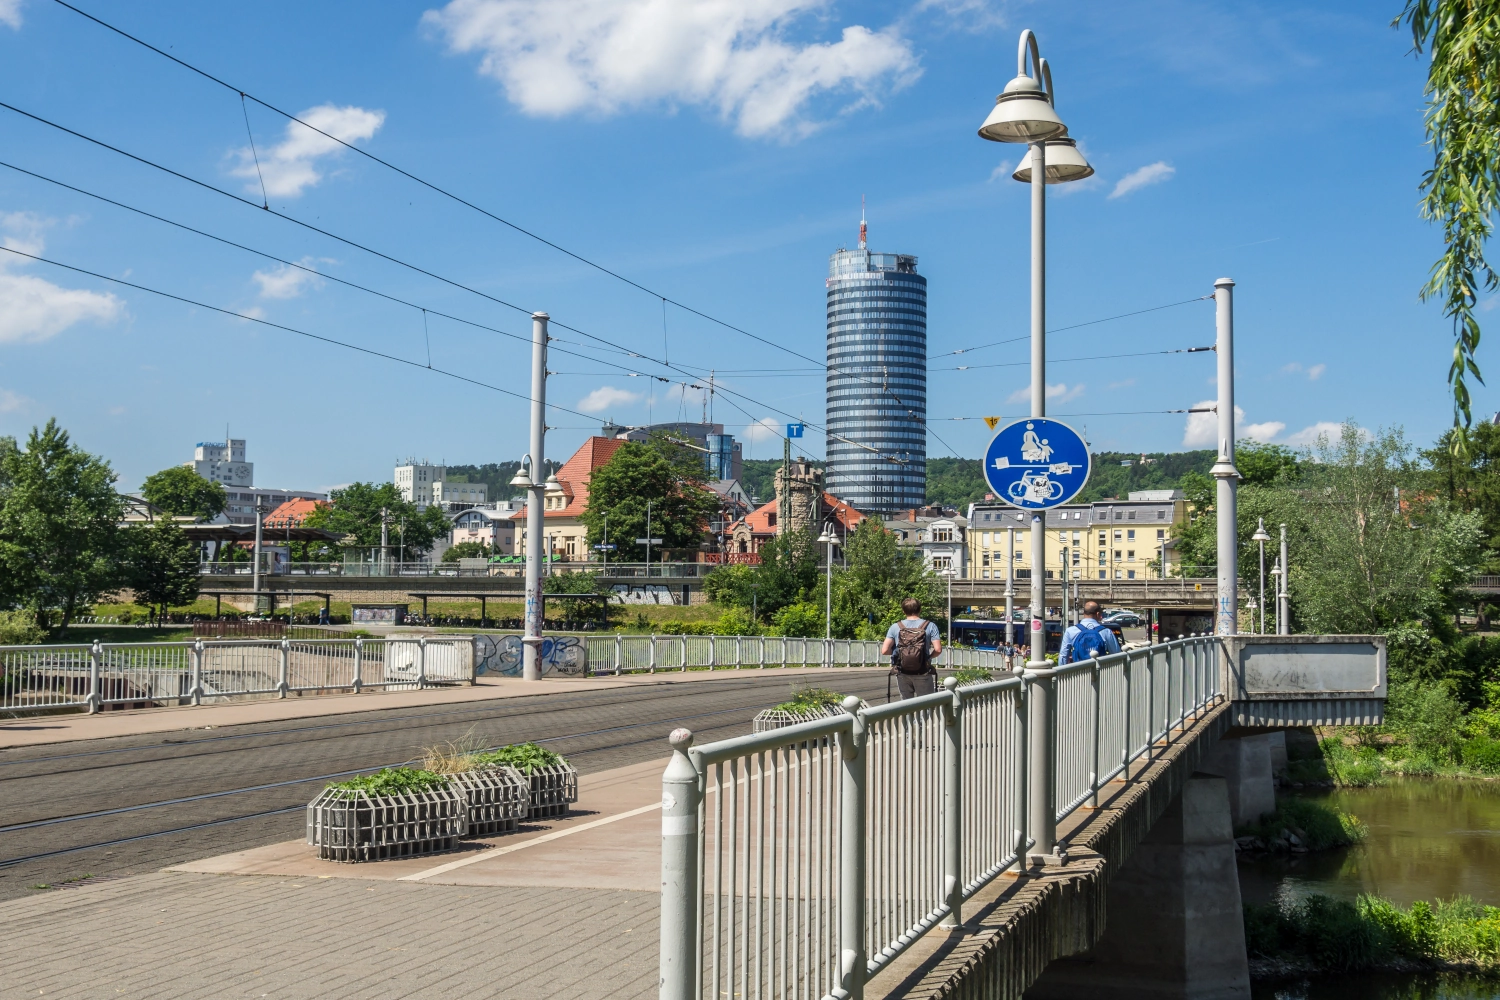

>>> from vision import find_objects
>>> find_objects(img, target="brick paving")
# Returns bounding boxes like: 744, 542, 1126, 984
5, 871, 659, 999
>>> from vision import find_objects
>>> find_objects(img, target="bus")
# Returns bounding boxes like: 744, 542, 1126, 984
950, 618, 1124, 656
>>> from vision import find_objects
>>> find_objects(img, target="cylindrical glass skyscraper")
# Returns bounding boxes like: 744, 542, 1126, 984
825, 225, 927, 514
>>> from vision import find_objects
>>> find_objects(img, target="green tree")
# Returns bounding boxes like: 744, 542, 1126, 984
832, 518, 945, 639
305, 483, 449, 557
1237, 440, 1300, 487
0, 420, 123, 630
1398, 0, 1500, 438
442, 541, 491, 562
701, 528, 822, 622
123, 517, 201, 624
581, 441, 717, 561
140, 465, 226, 520
1424, 421, 1500, 569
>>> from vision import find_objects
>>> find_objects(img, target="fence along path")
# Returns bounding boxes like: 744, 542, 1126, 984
0, 637, 476, 714
659, 634, 1224, 1000
583, 634, 1008, 673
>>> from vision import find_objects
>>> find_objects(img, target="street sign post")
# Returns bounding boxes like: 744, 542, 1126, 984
982, 418, 1090, 510
635, 538, 664, 545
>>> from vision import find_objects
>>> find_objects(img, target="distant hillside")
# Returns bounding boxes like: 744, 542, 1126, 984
739, 458, 823, 507
924, 450, 1217, 511
446, 459, 561, 501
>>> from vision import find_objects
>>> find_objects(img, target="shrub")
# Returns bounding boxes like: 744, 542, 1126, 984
1238, 796, 1367, 851
1245, 892, 1500, 970
951, 668, 993, 686
774, 687, 845, 715
770, 601, 825, 638
1461, 736, 1500, 774
0, 609, 45, 646
326, 767, 448, 798
471, 742, 565, 774
1386, 680, 1465, 763
1317, 738, 1384, 787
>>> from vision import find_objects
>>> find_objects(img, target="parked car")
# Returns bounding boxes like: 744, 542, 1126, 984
1101, 610, 1145, 628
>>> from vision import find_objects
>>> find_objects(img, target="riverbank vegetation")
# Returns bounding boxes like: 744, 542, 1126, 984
1237, 797, 1368, 853
1246, 893, 1500, 973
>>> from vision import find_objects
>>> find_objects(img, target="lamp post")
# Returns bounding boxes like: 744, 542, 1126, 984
980, 28, 1091, 864
941, 567, 956, 648
1005, 525, 1016, 656
1278, 522, 1290, 634
817, 523, 838, 640
515, 310, 549, 682
1252, 519, 1271, 635
1209, 279, 1239, 635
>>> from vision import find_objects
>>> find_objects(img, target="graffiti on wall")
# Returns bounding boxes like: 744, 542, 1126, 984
475, 634, 587, 677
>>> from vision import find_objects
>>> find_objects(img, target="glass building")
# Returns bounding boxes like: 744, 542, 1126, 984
825, 226, 927, 514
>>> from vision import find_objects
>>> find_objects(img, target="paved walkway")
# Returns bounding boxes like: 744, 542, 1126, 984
7, 758, 669, 999
0, 666, 885, 749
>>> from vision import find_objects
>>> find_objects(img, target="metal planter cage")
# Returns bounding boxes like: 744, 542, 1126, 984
525, 762, 579, 819
451, 765, 529, 837
752, 699, 869, 733
305, 784, 466, 862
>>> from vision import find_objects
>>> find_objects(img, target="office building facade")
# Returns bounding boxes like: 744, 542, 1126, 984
825, 221, 927, 513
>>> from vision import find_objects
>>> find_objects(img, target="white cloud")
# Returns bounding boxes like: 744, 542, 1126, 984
252, 259, 326, 299
743, 417, 784, 443
0, 212, 123, 344
1283, 421, 1346, 447
578, 385, 643, 413
1006, 382, 1083, 406
1184, 401, 1289, 447
422, 0, 920, 139
1280, 361, 1325, 381
1242, 421, 1285, 443
0, 0, 21, 30
231, 104, 386, 199
987, 159, 1012, 183
0, 388, 27, 413
1108, 161, 1175, 200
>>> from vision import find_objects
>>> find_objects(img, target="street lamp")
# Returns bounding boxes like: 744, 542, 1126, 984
817, 523, 839, 641
1278, 524, 1290, 635
980, 26, 1098, 869
1251, 519, 1271, 635
1270, 559, 1283, 635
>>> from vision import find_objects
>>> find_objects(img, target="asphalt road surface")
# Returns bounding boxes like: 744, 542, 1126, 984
0, 670, 892, 902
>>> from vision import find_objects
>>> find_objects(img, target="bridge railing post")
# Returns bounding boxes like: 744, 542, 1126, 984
87, 640, 101, 714
278, 638, 291, 698
1089, 652, 1101, 808
1025, 663, 1058, 865
941, 676, 963, 928
839, 696, 868, 1000
660, 728, 700, 1000
615, 633, 623, 675
190, 638, 204, 706
1121, 652, 1132, 775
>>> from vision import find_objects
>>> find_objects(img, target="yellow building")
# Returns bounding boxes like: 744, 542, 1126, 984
965, 491, 1187, 581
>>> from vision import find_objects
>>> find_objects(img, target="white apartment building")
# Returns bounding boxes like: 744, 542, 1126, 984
450, 506, 519, 555
187, 439, 253, 488
395, 461, 445, 506
884, 509, 967, 577
433, 480, 487, 505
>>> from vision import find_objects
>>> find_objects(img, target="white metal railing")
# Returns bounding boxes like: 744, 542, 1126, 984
0, 637, 476, 715
580, 635, 1011, 674
659, 634, 1223, 1000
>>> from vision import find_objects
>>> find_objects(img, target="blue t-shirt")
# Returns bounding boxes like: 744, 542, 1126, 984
886, 618, 941, 648
1059, 618, 1121, 663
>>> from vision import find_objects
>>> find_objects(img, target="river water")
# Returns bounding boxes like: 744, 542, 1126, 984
1241, 778, 1500, 1000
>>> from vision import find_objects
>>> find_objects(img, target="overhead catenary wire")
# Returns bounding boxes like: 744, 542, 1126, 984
932, 346, 1215, 372
926, 295, 1214, 360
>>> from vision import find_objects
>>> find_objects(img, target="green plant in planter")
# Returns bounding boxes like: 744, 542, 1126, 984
951, 668, 992, 686
325, 767, 448, 799
472, 742, 566, 774
774, 687, 845, 715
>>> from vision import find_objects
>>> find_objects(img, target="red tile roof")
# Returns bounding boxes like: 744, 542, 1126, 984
518, 436, 629, 519
728, 492, 865, 536
264, 498, 327, 527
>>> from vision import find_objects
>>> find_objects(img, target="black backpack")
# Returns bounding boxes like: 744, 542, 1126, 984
895, 620, 933, 675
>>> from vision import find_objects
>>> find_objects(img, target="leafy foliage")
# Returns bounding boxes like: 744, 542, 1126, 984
924, 458, 989, 509
445, 460, 558, 500
442, 541, 491, 562
772, 687, 845, 714
0, 420, 124, 631
831, 517, 945, 640
326, 767, 449, 798
770, 601, 825, 637
1236, 797, 1368, 852
1246, 892, 1500, 970
122, 518, 201, 622
581, 440, 718, 562
543, 569, 605, 595
1076, 449, 1216, 503
1399, 0, 1500, 437
472, 742, 566, 775
140, 466, 226, 520
0, 609, 45, 646
304, 482, 450, 557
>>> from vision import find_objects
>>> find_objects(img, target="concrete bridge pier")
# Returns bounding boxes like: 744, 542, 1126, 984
1025, 773, 1251, 1000
1202, 732, 1278, 827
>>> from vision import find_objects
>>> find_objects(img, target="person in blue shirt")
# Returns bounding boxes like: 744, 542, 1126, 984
1059, 600, 1121, 664
880, 598, 944, 698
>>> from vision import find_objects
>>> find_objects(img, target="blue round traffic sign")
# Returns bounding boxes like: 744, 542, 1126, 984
983, 418, 1091, 510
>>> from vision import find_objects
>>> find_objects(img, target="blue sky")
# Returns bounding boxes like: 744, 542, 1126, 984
0, 0, 1465, 493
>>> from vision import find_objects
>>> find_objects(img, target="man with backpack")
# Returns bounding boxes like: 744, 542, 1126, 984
881, 598, 943, 698
1060, 600, 1122, 664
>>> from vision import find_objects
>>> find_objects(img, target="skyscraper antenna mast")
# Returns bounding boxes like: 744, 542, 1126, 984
859, 196, 867, 250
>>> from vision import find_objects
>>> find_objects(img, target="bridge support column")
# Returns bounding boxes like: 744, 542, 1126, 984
1026, 773, 1250, 1000
1203, 733, 1276, 828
